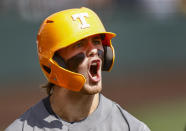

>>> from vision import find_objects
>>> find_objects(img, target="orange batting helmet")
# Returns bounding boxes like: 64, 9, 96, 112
37, 7, 116, 91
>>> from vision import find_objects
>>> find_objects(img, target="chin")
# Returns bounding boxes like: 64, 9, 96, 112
80, 81, 102, 95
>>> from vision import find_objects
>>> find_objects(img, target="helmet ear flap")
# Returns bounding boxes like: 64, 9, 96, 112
102, 46, 113, 71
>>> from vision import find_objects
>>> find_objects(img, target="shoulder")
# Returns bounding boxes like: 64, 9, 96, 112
114, 102, 151, 131
5, 118, 24, 131
101, 95, 151, 131
5, 98, 49, 131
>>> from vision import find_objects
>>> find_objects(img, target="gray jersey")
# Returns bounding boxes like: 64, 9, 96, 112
5, 94, 150, 131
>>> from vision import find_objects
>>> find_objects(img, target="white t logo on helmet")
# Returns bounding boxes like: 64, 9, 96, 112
72, 13, 90, 29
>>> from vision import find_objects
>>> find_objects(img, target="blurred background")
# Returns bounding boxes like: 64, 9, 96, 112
0, 0, 186, 130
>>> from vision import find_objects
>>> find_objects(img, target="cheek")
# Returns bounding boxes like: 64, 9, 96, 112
98, 49, 104, 62
66, 53, 85, 72
77, 59, 89, 74
65, 49, 104, 73
98, 44, 104, 51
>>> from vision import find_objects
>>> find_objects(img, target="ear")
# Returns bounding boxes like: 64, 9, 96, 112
102, 46, 113, 71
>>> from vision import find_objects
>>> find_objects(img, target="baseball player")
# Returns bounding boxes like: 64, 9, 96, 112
6, 7, 150, 131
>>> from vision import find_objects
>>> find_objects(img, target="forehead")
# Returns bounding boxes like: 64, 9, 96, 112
76, 34, 102, 43
57, 34, 102, 53
66, 34, 102, 48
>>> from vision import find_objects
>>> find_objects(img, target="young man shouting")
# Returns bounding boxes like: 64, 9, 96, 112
6, 7, 150, 131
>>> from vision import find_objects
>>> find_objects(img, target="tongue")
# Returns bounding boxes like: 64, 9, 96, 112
90, 65, 97, 76
89, 60, 101, 82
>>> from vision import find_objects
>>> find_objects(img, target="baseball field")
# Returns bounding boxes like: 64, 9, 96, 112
1, 70, 186, 131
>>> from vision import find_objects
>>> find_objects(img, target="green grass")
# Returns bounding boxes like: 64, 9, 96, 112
130, 98, 186, 131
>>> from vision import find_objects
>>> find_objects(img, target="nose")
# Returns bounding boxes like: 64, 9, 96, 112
86, 41, 98, 57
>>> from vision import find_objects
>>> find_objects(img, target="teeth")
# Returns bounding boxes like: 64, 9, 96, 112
92, 62, 97, 66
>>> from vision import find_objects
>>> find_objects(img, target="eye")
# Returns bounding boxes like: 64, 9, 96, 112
93, 39, 102, 45
73, 41, 84, 48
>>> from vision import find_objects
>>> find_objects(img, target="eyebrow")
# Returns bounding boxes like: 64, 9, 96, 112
76, 39, 84, 44
92, 36, 101, 40
74, 35, 101, 45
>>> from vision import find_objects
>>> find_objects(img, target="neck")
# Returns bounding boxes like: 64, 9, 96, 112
50, 87, 99, 122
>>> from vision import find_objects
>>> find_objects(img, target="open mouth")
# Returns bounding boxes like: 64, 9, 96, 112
88, 60, 101, 82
